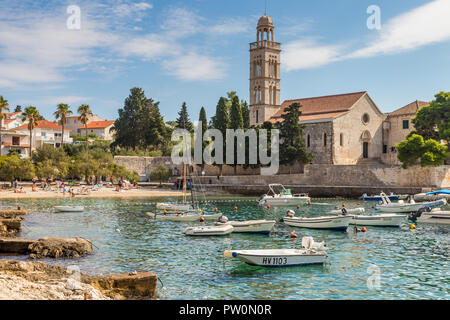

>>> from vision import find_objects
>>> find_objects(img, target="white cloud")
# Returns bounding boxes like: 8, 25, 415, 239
118, 34, 180, 60
207, 18, 251, 35
163, 53, 226, 81
282, 39, 342, 71
346, 0, 450, 58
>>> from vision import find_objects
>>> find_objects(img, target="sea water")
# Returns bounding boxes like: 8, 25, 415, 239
0, 197, 448, 299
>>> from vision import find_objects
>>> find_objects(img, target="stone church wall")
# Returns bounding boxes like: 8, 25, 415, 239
302, 122, 333, 164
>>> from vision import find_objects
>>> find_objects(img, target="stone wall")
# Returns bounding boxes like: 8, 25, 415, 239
114, 156, 449, 188
303, 122, 333, 164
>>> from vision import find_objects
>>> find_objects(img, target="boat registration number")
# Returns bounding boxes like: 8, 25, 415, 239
262, 257, 287, 265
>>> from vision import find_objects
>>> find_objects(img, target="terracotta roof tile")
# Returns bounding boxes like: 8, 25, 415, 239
82, 120, 115, 129
387, 100, 428, 116
13, 120, 63, 131
270, 91, 367, 123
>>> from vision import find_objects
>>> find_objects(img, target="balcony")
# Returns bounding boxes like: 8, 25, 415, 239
250, 41, 281, 51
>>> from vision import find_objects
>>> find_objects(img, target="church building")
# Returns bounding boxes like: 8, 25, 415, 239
249, 15, 424, 166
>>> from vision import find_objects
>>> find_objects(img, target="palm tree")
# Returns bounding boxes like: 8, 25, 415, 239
77, 104, 93, 153
54, 103, 72, 148
21, 106, 39, 156
0, 96, 10, 155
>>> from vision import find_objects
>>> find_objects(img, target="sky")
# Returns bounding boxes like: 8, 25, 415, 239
0, 0, 449, 122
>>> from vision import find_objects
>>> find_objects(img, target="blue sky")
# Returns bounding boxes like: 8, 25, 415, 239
0, 0, 449, 122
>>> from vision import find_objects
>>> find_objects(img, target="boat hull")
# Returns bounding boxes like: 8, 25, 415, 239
259, 197, 310, 206
146, 212, 221, 222
156, 203, 193, 211
54, 206, 84, 212
417, 211, 450, 225
350, 214, 406, 227
217, 220, 276, 234
328, 208, 365, 215
283, 215, 352, 230
184, 225, 233, 236
225, 249, 327, 267
375, 199, 446, 213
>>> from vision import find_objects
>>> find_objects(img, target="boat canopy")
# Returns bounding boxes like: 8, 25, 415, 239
426, 189, 450, 195
281, 189, 292, 196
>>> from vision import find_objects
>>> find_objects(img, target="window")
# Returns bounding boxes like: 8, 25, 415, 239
12, 136, 20, 146
256, 110, 259, 124
307, 134, 310, 148
340, 133, 344, 147
383, 145, 387, 154
402, 120, 409, 129
362, 113, 370, 125
323, 133, 327, 147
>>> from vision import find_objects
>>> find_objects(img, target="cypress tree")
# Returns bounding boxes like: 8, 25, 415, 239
241, 100, 250, 129
279, 102, 312, 165
176, 102, 194, 132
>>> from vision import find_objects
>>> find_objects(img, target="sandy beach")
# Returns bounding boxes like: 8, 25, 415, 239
0, 186, 184, 199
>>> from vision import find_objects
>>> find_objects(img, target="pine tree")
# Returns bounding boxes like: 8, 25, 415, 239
241, 100, 250, 129
279, 102, 312, 165
212, 97, 230, 175
229, 95, 244, 130
176, 102, 194, 132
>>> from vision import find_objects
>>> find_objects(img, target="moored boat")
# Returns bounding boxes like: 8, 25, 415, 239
258, 184, 310, 206
411, 207, 450, 225
146, 211, 222, 222
282, 210, 352, 230
350, 213, 406, 227
328, 207, 365, 215
54, 206, 84, 212
215, 216, 276, 234
375, 192, 446, 213
156, 203, 193, 211
223, 236, 327, 267
362, 192, 400, 201
184, 224, 233, 236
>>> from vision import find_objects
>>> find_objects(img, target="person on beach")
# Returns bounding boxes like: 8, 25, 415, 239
32, 182, 37, 192
13, 179, 18, 189
62, 182, 66, 195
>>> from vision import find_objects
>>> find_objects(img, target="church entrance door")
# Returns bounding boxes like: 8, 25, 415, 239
363, 142, 369, 159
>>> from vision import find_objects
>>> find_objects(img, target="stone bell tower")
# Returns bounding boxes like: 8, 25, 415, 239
249, 15, 281, 126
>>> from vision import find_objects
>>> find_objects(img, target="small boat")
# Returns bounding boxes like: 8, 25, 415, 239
411, 207, 450, 225
362, 192, 400, 201
215, 216, 276, 234
223, 236, 327, 267
54, 206, 84, 212
156, 203, 193, 211
375, 192, 447, 213
328, 207, 365, 215
350, 213, 406, 227
146, 211, 222, 222
258, 184, 310, 206
282, 210, 352, 230
184, 224, 233, 236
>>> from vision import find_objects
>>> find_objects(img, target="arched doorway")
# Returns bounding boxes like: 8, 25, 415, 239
361, 130, 371, 159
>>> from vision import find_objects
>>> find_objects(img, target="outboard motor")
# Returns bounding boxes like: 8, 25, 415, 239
286, 210, 295, 218
410, 206, 432, 221
341, 207, 348, 215
218, 215, 229, 223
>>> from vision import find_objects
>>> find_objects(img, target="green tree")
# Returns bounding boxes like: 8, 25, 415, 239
32, 144, 70, 178
0, 96, 10, 153
241, 100, 250, 129
397, 134, 448, 169
176, 102, 194, 132
77, 104, 93, 153
14, 105, 22, 113
143, 98, 168, 152
229, 95, 244, 175
0, 155, 35, 184
54, 103, 72, 148
278, 102, 312, 165
196, 107, 208, 170
211, 97, 230, 175
149, 165, 171, 187
21, 106, 40, 156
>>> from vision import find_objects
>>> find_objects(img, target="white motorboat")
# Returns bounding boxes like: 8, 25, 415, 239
223, 236, 327, 267
146, 211, 222, 222
184, 224, 234, 236
282, 210, 351, 230
156, 203, 193, 211
328, 207, 365, 215
258, 184, 310, 206
54, 206, 84, 212
375, 192, 447, 213
350, 213, 406, 227
215, 216, 276, 234
414, 208, 450, 225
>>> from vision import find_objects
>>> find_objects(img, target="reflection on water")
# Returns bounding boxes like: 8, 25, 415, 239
0, 197, 448, 299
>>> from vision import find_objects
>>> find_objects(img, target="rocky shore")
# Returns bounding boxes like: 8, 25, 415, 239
0, 208, 158, 300
0, 260, 158, 300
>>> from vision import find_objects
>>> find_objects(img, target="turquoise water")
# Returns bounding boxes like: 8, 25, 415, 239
1, 197, 449, 299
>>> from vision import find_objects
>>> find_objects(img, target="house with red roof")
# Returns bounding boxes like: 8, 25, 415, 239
77, 120, 115, 141
1, 120, 72, 157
